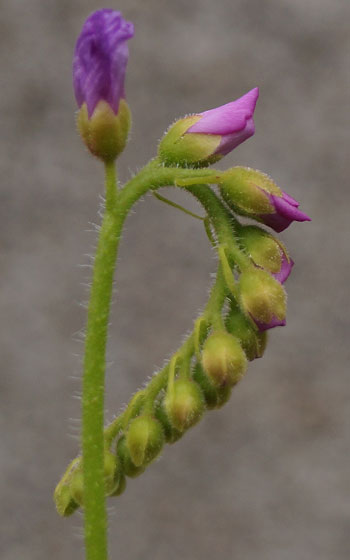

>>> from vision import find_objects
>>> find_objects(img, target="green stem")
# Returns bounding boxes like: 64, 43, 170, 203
82, 161, 123, 560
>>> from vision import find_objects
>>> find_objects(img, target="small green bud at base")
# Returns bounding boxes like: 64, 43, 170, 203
117, 435, 146, 478
165, 379, 204, 432
77, 99, 131, 163
54, 483, 79, 517
201, 331, 248, 388
192, 362, 232, 409
126, 415, 165, 467
225, 301, 267, 360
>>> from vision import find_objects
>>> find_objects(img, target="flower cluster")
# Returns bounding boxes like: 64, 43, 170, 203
56, 9, 311, 518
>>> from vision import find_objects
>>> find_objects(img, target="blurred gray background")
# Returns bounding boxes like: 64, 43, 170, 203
1, 0, 349, 559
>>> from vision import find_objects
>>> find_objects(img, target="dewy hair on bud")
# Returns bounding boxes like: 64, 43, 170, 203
73, 10, 134, 161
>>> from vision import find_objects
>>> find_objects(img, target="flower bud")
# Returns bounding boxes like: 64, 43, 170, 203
165, 379, 204, 432
239, 225, 293, 283
158, 88, 258, 168
201, 331, 248, 388
54, 458, 81, 517
126, 415, 164, 467
73, 10, 134, 161
239, 268, 287, 331
225, 300, 267, 360
116, 435, 146, 478
220, 167, 311, 232
54, 483, 79, 517
192, 362, 232, 409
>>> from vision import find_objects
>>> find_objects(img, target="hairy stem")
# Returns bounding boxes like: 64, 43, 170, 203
82, 162, 124, 560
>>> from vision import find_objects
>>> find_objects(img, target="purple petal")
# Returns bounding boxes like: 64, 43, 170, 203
260, 193, 311, 232
282, 191, 299, 207
187, 87, 259, 136
73, 10, 134, 117
273, 254, 294, 284
215, 117, 255, 155
250, 314, 286, 332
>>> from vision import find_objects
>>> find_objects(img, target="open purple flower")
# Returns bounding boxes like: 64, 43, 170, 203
259, 191, 311, 233
73, 10, 134, 117
187, 87, 259, 156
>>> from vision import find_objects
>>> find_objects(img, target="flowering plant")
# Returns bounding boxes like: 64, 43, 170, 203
54, 10, 310, 560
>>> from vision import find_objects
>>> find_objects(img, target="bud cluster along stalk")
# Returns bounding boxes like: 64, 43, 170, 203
55, 9, 311, 537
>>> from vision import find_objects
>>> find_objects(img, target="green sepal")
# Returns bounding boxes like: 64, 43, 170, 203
77, 99, 131, 163
154, 401, 183, 444
53, 457, 81, 517
192, 362, 232, 409
116, 435, 146, 478
126, 415, 165, 467
201, 331, 248, 388
239, 268, 286, 325
158, 115, 222, 168
219, 167, 281, 216
164, 379, 204, 432
225, 299, 267, 360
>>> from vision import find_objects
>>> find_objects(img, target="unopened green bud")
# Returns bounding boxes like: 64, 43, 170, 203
117, 435, 146, 478
54, 483, 79, 517
192, 362, 232, 409
201, 331, 247, 388
154, 402, 183, 444
54, 457, 80, 517
165, 379, 204, 432
126, 415, 164, 467
77, 99, 131, 163
239, 268, 287, 331
225, 300, 267, 360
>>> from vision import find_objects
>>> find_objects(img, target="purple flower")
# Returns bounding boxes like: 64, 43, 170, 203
259, 191, 311, 233
187, 87, 259, 156
73, 10, 134, 117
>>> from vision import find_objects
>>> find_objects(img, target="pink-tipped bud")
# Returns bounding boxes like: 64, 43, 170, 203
239, 269, 287, 331
158, 88, 258, 168
239, 225, 294, 284
220, 167, 311, 232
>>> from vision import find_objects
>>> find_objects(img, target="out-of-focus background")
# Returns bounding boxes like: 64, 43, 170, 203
1, 1, 349, 559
